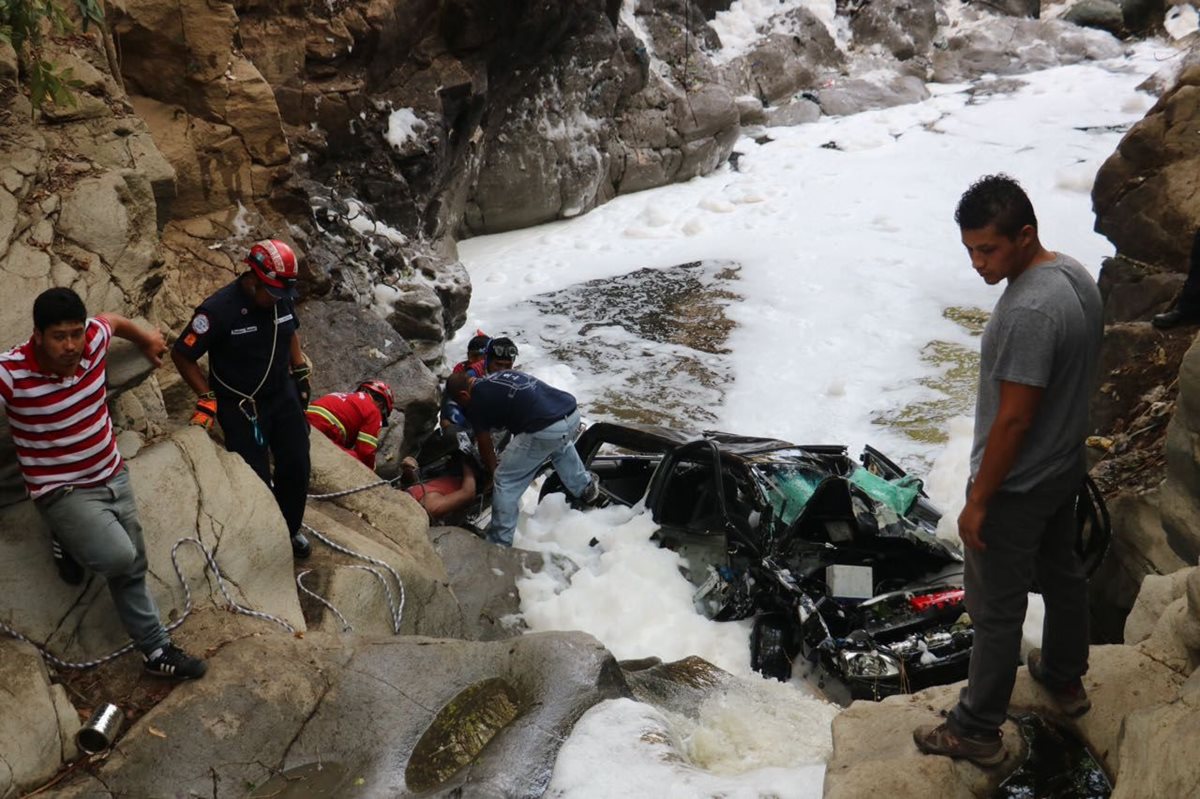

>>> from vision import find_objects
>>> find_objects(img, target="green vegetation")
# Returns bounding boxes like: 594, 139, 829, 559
0, 0, 104, 109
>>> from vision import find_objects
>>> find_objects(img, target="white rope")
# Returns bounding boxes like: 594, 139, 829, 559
0, 476, 418, 670
300, 523, 405, 634
295, 569, 353, 632
305, 475, 401, 500
0, 537, 296, 670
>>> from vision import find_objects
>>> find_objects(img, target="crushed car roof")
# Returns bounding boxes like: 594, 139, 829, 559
582, 421, 804, 457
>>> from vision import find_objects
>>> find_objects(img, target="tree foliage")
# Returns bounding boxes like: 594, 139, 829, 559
0, 0, 105, 109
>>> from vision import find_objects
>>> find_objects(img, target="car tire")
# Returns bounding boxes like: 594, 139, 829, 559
751, 613, 795, 682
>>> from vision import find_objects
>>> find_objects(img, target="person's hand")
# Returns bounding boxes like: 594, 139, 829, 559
401, 456, 419, 473
190, 394, 217, 430
140, 328, 167, 368
957, 498, 987, 551
290, 363, 312, 406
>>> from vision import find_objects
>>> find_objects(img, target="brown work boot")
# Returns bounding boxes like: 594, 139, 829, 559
1027, 648, 1091, 718
913, 721, 1005, 767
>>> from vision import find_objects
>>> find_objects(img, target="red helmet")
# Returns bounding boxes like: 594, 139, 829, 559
358, 380, 394, 415
246, 239, 299, 299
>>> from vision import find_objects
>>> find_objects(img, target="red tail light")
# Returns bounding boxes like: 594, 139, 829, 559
909, 588, 965, 612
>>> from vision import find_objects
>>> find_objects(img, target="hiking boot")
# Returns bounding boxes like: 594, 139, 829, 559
51, 538, 84, 586
913, 721, 1005, 768
291, 531, 312, 559
1027, 648, 1091, 718
144, 643, 207, 680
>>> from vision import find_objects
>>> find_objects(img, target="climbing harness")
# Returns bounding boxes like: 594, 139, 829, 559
210, 303, 280, 447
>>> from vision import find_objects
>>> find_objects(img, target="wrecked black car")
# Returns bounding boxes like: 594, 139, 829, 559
542, 422, 1109, 704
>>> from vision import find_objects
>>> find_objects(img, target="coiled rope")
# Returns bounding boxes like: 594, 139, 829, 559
1, 473, 412, 670
0, 537, 296, 670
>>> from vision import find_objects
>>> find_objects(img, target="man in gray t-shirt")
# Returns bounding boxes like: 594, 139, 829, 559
915, 175, 1102, 767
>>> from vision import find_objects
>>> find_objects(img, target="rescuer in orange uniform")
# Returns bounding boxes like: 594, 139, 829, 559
306, 380, 394, 470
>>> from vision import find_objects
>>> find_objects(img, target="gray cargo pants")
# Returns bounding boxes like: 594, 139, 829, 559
35, 467, 170, 655
949, 465, 1089, 737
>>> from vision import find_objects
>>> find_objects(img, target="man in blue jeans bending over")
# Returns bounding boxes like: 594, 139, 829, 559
444, 370, 598, 546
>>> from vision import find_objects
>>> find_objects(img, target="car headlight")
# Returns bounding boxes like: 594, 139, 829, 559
838, 650, 901, 679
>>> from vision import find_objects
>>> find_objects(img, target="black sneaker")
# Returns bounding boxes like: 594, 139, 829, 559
52, 538, 84, 586
144, 643, 207, 680
291, 531, 312, 559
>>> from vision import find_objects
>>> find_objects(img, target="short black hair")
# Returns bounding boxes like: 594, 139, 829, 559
445, 371, 472, 399
467, 334, 490, 357
955, 174, 1037, 238
33, 287, 87, 331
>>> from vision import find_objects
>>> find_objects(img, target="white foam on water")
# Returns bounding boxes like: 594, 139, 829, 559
546, 697, 830, 798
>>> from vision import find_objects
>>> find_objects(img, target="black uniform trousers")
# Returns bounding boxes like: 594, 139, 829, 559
1180, 229, 1200, 313
216, 385, 310, 538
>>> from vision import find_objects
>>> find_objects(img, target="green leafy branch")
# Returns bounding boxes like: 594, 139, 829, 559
0, 0, 105, 110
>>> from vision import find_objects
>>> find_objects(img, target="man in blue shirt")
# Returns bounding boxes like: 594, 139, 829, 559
444, 370, 598, 546
172, 239, 313, 559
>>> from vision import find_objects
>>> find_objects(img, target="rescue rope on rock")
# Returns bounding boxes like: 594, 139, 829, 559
305, 474, 403, 501
0, 477, 415, 670
299, 523, 406, 634
0, 537, 296, 670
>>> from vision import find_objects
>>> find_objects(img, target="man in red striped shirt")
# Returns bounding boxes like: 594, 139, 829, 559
0, 288, 205, 679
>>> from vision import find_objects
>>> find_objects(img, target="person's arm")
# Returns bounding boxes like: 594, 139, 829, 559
97, 313, 166, 368
289, 331, 305, 370
288, 331, 312, 405
172, 349, 211, 396
476, 429, 497, 474
420, 464, 478, 519
354, 427, 380, 470
958, 380, 1043, 550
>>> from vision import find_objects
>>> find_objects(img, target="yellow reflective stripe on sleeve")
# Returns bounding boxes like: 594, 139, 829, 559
355, 431, 379, 449
306, 405, 348, 444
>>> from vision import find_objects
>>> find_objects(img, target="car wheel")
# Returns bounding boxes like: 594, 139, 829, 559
751, 613, 795, 682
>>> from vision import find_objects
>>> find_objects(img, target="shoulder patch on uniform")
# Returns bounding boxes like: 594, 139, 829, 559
191, 313, 211, 335
183, 332, 197, 347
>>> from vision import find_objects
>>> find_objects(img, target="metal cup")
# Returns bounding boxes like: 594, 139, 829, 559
76, 703, 123, 754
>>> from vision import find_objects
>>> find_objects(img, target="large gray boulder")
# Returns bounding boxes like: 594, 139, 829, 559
1160, 334, 1200, 564
718, 11, 844, 105
307, 430, 448, 580
815, 75, 931, 117
1097, 255, 1185, 324
1064, 0, 1127, 35
823, 644, 1186, 796
53, 630, 628, 798
0, 641, 80, 798
931, 18, 1122, 83
848, 0, 939, 62
1089, 487, 1190, 642
1094, 64, 1200, 268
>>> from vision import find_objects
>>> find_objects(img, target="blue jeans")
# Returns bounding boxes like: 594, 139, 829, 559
487, 410, 590, 546
35, 468, 170, 654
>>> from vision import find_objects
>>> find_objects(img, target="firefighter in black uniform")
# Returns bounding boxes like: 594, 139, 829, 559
171, 239, 314, 558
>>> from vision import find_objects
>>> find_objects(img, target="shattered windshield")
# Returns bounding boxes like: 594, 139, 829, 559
751, 451, 924, 528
